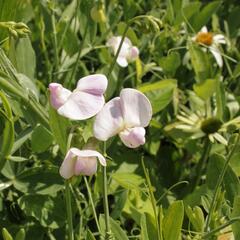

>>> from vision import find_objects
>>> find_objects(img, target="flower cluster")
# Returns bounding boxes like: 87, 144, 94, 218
49, 58, 152, 178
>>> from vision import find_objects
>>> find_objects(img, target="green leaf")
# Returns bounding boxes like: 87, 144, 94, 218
110, 217, 128, 240
192, 1, 222, 31
13, 166, 63, 195
18, 194, 66, 229
159, 52, 181, 76
9, 37, 36, 80
31, 124, 53, 153
232, 196, 240, 239
0, 91, 14, 171
85, 229, 96, 240
140, 213, 158, 240
140, 214, 149, 240
216, 78, 226, 121
2, 228, 13, 240
163, 200, 184, 240
111, 172, 145, 190
138, 79, 177, 114
206, 153, 240, 205
117, 22, 138, 45
230, 153, 240, 177
193, 79, 217, 100
188, 43, 211, 83
185, 205, 204, 232
15, 228, 25, 240
49, 104, 70, 155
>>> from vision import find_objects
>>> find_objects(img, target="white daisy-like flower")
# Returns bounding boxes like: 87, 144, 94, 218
165, 105, 240, 146
192, 26, 226, 67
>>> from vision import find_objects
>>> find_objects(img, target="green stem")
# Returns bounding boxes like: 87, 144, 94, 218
191, 138, 211, 192
102, 142, 111, 239
83, 176, 101, 233
204, 133, 240, 232
65, 180, 74, 240
106, 25, 129, 78
67, 21, 89, 88
141, 157, 161, 240
50, 7, 59, 74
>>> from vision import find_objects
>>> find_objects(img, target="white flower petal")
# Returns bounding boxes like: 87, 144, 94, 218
120, 88, 152, 128
76, 74, 108, 95
200, 26, 208, 33
119, 127, 145, 148
58, 91, 105, 120
213, 34, 226, 44
93, 97, 124, 141
117, 56, 128, 67
210, 47, 223, 67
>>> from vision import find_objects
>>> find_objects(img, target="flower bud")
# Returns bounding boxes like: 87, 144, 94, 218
90, 5, 106, 23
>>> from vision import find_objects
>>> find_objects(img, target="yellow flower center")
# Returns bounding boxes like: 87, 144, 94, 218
196, 32, 213, 46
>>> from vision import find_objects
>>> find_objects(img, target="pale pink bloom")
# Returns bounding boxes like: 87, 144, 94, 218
192, 26, 226, 67
59, 148, 106, 179
106, 36, 139, 67
93, 88, 152, 148
49, 74, 108, 120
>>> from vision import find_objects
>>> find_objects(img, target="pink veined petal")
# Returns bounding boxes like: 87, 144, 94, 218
74, 157, 98, 176
210, 46, 223, 67
59, 148, 77, 179
117, 56, 128, 67
120, 88, 152, 128
57, 91, 105, 120
119, 127, 146, 148
94, 97, 124, 141
49, 83, 71, 109
76, 74, 108, 95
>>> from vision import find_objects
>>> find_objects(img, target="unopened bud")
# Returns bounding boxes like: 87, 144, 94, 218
90, 6, 106, 23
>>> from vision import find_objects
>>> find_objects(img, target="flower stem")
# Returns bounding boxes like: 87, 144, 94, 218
204, 133, 240, 232
191, 137, 211, 192
83, 176, 101, 233
65, 180, 74, 240
106, 25, 129, 78
102, 142, 111, 239
141, 157, 161, 240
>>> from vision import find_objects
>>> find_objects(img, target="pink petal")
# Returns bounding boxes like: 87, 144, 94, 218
59, 149, 77, 179
119, 127, 146, 148
59, 148, 106, 179
49, 83, 71, 109
74, 157, 98, 176
129, 46, 139, 60
58, 91, 105, 120
94, 97, 124, 141
120, 88, 152, 128
76, 74, 108, 95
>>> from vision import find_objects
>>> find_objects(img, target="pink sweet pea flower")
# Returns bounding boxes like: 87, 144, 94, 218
59, 148, 106, 179
106, 36, 139, 67
93, 88, 152, 148
49, 74, 108, 120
